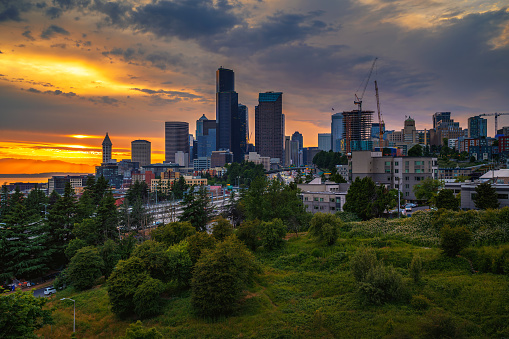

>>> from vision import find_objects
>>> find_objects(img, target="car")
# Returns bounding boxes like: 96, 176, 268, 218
44, 286, 56, 295
405, 203, 417, 208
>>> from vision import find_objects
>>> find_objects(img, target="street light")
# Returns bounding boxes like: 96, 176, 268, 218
60, 298, 76, 332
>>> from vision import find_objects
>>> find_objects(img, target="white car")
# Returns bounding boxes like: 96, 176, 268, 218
44, 286, 56, 295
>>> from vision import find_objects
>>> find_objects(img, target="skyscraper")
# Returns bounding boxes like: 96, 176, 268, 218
102, 133, 112, 164
165, 122, 189, 164
216, 67, 244, 162
342, 109, 373, 153
331, 112, 343, 152
468, 116, 487, 138
238, 103, 249, 153
131, 140, 151, 167
255, 92, 283, 161
196, 116, 216, 158
318, 133, 332, 151
291, 131, 303, 150
195, 114, 208, 138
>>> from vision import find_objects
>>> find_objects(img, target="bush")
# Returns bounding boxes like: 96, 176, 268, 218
308, 212, 342, 245
212, 216, 234, 241
358, 264, 406, 305
419, 309, 461, 338
191, 236, 260, 317
350, 246, 378, 282
133, 277, 165, 319
236, 219, 260, 251
186, 232, 216, 263
151, 221, 195, 246
335, 211, 361, 223
120, 320, 163, 339
107, 257, 150, 318
440, 225, 472, 257
411, 294, 431, 310
258, 218, 287, 250
68, 246, 104, 291
409, 254, 423, 284
166, 240, 193, 287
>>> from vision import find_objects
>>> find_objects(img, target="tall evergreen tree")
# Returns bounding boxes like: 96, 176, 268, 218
96, 191, 119, 241
179, 185, 212, 232
473, 182, 500, 210
77, 176, 97, 221
94, 175, 109, 205
24, 185, 47, 222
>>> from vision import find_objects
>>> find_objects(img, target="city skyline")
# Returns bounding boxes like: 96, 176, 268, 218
1, 0, 508, 174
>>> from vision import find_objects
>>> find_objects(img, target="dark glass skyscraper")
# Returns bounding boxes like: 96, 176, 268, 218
255, 92, 283, 161
216, 67, 244, 163
165, 121, 189, 164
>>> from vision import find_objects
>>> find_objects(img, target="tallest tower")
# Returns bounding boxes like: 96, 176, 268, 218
216, 67, 244, 162
102, 133, 112, 164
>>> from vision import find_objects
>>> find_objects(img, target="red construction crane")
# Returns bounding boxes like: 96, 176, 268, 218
374, 80, 384, 148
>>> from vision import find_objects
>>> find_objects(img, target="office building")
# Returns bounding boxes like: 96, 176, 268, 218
238, 104, 249, 153
331, 113, 344, 152
244, 152, 270, 171
292, 131, 304, 150
131, 140, 151, 167
342, 110, 373, 153
102, 133, 112, 164
468, 116, 488, 139
255, 92, 284, 161
211, 150, 233, 168
318, 133, 332, 151
195, 114, 208, 138
216, 67, 244, 162
165, 121, 189, 164
196, 117, 216, 158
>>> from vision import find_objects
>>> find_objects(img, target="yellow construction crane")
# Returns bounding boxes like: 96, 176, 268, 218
374, 80, 384, 148
354, 58, 377, 112
478, 112, 509, 136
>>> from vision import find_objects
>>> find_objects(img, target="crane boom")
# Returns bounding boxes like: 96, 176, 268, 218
354, 57, 377, 112
478, 112, 509, 135
374, 80, 384, 148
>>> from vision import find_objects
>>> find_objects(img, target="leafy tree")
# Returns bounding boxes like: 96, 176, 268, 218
166, 240, 193, 287
409, 254, 423, 284
435, 189, 460, 211
473, 182, 500, 210
150, 221, 195, 247
186, 231, 216, 263
76, 176, 96, 221
120, 321, 163, 339
308, 212, 342, 245
440, 225, 472, 257
236, 219, 260, 251
413, 177, 443, 205
171, 176, 189, 200
107, 256, 150, 318
120, 198, 152, 233
358, 264, 406, 305
0, 185, 9, 223
64, 238, 88, 260
131, 240, 169, 281
101, 239, 121, 278
344, 177, 394, 220
312, 151, 347, 171
95, 191, 119, 241
258, 218, 287, 250
73, 218, 102, 246
212, 216, 234, 241
408, 144, 423, 157
179, 185, 212, 232
133, 277, 165, 319
222, 191, 245, 227
68, 246, 104, 290
329, 172, 347, 183
191, 236, 259, 317
0, 291, 53, 338
350, 246, 378, 282
94, 175, 110, 205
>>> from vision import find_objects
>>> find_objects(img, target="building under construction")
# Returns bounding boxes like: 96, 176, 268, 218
341, 110, 373, 154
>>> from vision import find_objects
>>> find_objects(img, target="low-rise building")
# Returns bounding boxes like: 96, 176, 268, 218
297, 181, 350, 214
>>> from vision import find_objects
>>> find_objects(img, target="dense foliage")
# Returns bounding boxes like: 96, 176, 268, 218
473, 182, 500, 210
68, 246, 104, 290
308, 212, 342, 245
344, 177, 397, 220
312, 151, 348, 171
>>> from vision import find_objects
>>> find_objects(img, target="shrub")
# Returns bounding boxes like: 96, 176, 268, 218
335, 211, 361, 223
309, 212, 342, 245
236, 219, 260, 251
212, 216, 234, 241
350, 246, 378, 282
107, 257, 150, 318
120, 320, 163, 339
68, 246, 104, 291
358, 264, 406, 305
191, 236, 259, 317
411, 294, 431, 310
186, 231, 216, 263
133, 277, 165, 319
419, 309, 461, 338
440, 225, 472, 257
258, 218, 287, 250
151, 221, 195, 246
409, 254, 423, 284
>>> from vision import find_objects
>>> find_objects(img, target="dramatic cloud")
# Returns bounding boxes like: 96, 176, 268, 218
40, 25, 70, 39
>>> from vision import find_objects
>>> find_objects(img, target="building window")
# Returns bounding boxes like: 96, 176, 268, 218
405, 161, 409, 166
405, 169, 409, 173
314, 197, 319, 201
320, 198, 324, 202
395, 162, 399, 166
314, 206, 319, 210
330, 207, 335, 210
405, 184, 409, 189
405, 192, 409, 196
395, 169, 399, 173
320, 206, 324, 210
497, 194, 509, 200
385, 169, 391, 173
405, 176, 410, 181
385, 161, 391, 166
304, 197, 308, 201
330, 198, 335, 202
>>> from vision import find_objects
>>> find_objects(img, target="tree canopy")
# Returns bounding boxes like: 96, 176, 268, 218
473, 182, 500, 210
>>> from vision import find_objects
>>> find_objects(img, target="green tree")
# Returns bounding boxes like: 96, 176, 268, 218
131, 240, 169, 281
150, 221, 195, 247
187, 231, 216, 263
435, 189, 460, 210
222, 191, 245, 227
94, 175, 110, 205
258, 218, 287, 250
179, 185, 212, 231
473, 182, 500, 210
133, 277, 165, 319
344, 177, 393, 220
73, 218, 102, 246
76, 176, 96, 221
212, 216, 234, 241
107, 256, 150, 318
409, 254, 423, 284
95, 191, 119, 241
308, 212, 342, 245
440, 225, 472, 257
101, 239, 121, 278
236, 219, 260, 251
413, 177, 443, 205
120, 321, 163, 339
166, 240, 193, 287
68, 246, 104, 290
24, 184, 47, 221
0, 291, 53, 338
191, 236, 259, 317
350, 246, 378, 283
408, 144, 423, 157
171, 176, 189, 200
64, 238, 88, 260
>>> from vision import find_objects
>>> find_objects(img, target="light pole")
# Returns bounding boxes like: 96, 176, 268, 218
60, 298, 76, 332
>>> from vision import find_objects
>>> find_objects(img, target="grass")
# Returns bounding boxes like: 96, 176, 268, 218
36, 227, 509, 338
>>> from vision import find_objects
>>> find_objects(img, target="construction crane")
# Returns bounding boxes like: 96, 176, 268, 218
478, 112, 509, 136
354, 57, 377, 112
374, 80, 384, 148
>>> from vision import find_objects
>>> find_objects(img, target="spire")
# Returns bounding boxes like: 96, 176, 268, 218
102, 132, 112, 146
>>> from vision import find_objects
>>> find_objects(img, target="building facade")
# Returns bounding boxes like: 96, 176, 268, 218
468, 116, 488, 139
131, 140, 151, 167
102, 133, 112, 164
318, 133, 332, 152
165, 121, 189, 164
255, 92, 283, 161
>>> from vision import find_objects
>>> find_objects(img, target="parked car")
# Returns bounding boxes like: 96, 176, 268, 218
405, 203, 417, 208
44, 286, 56, 295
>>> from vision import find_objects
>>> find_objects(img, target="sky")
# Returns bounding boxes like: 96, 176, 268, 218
0, 0, 508, 175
